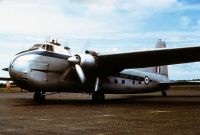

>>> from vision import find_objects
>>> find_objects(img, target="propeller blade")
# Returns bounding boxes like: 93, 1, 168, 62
75, 64, 86, 84
61, 66, 72, 80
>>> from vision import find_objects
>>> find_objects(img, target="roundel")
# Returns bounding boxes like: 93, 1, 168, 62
144, 76, 149, 84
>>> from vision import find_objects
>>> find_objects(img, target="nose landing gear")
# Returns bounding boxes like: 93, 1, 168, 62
34, 91, 45, 103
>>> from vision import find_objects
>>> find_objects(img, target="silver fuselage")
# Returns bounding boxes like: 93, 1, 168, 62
9, 46, 170, 94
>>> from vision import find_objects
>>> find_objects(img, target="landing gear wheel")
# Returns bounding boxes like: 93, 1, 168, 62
162, 91, 167, 97
34, 91, 45, 103
92, 91, 105, 103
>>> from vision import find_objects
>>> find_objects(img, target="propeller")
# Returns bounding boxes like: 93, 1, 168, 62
61, 66, 72, 80
75, 64, 86, 84
63, 52, 96, 84
67, 55, 86, 84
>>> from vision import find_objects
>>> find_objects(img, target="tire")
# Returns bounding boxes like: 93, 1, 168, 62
92, 91, 105, 103
34, 91, 45, 103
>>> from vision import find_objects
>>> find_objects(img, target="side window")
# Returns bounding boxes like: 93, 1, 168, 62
122, 80, 125, 84
46, 45, 54, 52
41, 45, 46, 50
114, 79, 118, 84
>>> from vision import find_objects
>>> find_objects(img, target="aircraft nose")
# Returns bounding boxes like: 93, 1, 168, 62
9, 56, 28, 80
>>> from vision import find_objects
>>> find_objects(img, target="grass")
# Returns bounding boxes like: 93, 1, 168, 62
0, 87, 22, 93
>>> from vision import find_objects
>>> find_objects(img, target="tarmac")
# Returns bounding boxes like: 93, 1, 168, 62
0, 86, 200, 135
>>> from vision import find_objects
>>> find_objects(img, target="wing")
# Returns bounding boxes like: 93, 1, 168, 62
96, 46, 200, 72
0, 68, 12, 81
0, 77, 12, 81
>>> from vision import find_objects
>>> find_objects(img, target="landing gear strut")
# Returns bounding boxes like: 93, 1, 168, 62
162, 91, 167, 97
92, 77, 105, 103
92, 91, 105, 103
34, 91, 45, 103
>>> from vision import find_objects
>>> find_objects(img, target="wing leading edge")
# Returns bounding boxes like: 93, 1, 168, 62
0, 77, 12, 81
96, 46, 200, 72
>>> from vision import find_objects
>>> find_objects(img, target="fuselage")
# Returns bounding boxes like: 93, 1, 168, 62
9, 42, 170, 94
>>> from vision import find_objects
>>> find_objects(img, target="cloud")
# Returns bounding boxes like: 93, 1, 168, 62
0, 0, 199, 39
0, 3, 105, 35
180, 16, 191, 28
0, 0, 177, 33
120, 0, 177, 14
72, 0, 117, 14
0, 0, 200, 79
196, 19, 200, 29
169, 63, 200, 80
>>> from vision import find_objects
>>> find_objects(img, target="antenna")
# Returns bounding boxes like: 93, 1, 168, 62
45, 36, 51, 43
56, 38, 58, 44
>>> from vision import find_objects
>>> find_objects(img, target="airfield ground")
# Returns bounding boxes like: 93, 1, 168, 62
0, 86, 200, 135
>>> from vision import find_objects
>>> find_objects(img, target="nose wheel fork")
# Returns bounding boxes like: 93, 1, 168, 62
34, 91, 45, 103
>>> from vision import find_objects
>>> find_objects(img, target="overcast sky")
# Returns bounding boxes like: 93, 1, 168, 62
0, 0, 200, 80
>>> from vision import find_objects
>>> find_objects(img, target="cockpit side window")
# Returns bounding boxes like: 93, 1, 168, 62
41, 44, 54, 52
41, 45, 46, 50
46, 45, 54, 52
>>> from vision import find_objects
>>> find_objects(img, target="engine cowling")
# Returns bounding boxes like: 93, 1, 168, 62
78, 54, 96, 68
67, 53, 97, 84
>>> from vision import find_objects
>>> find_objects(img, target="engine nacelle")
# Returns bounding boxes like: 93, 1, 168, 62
78, 54, 96, 68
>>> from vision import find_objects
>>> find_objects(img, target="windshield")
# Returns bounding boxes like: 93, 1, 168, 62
41, 44, 54, 52
30, 44, 42, 49
16, 44, 42, 55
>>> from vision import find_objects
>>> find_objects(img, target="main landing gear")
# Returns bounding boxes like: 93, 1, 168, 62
161, 91, 167, 97
92, 77, 105, 103
92, 91, 105, 103
34, 91, 45, 103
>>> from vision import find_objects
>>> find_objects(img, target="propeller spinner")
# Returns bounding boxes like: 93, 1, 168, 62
67, 54, 96, 84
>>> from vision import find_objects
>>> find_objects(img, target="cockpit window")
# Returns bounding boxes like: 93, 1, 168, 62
17, 44, 42, 55
31, 44, 42, 49
41, 45, 46, 50
41, 44, 54, 52
46, 45, 54, 52
16, 43, 54, 55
